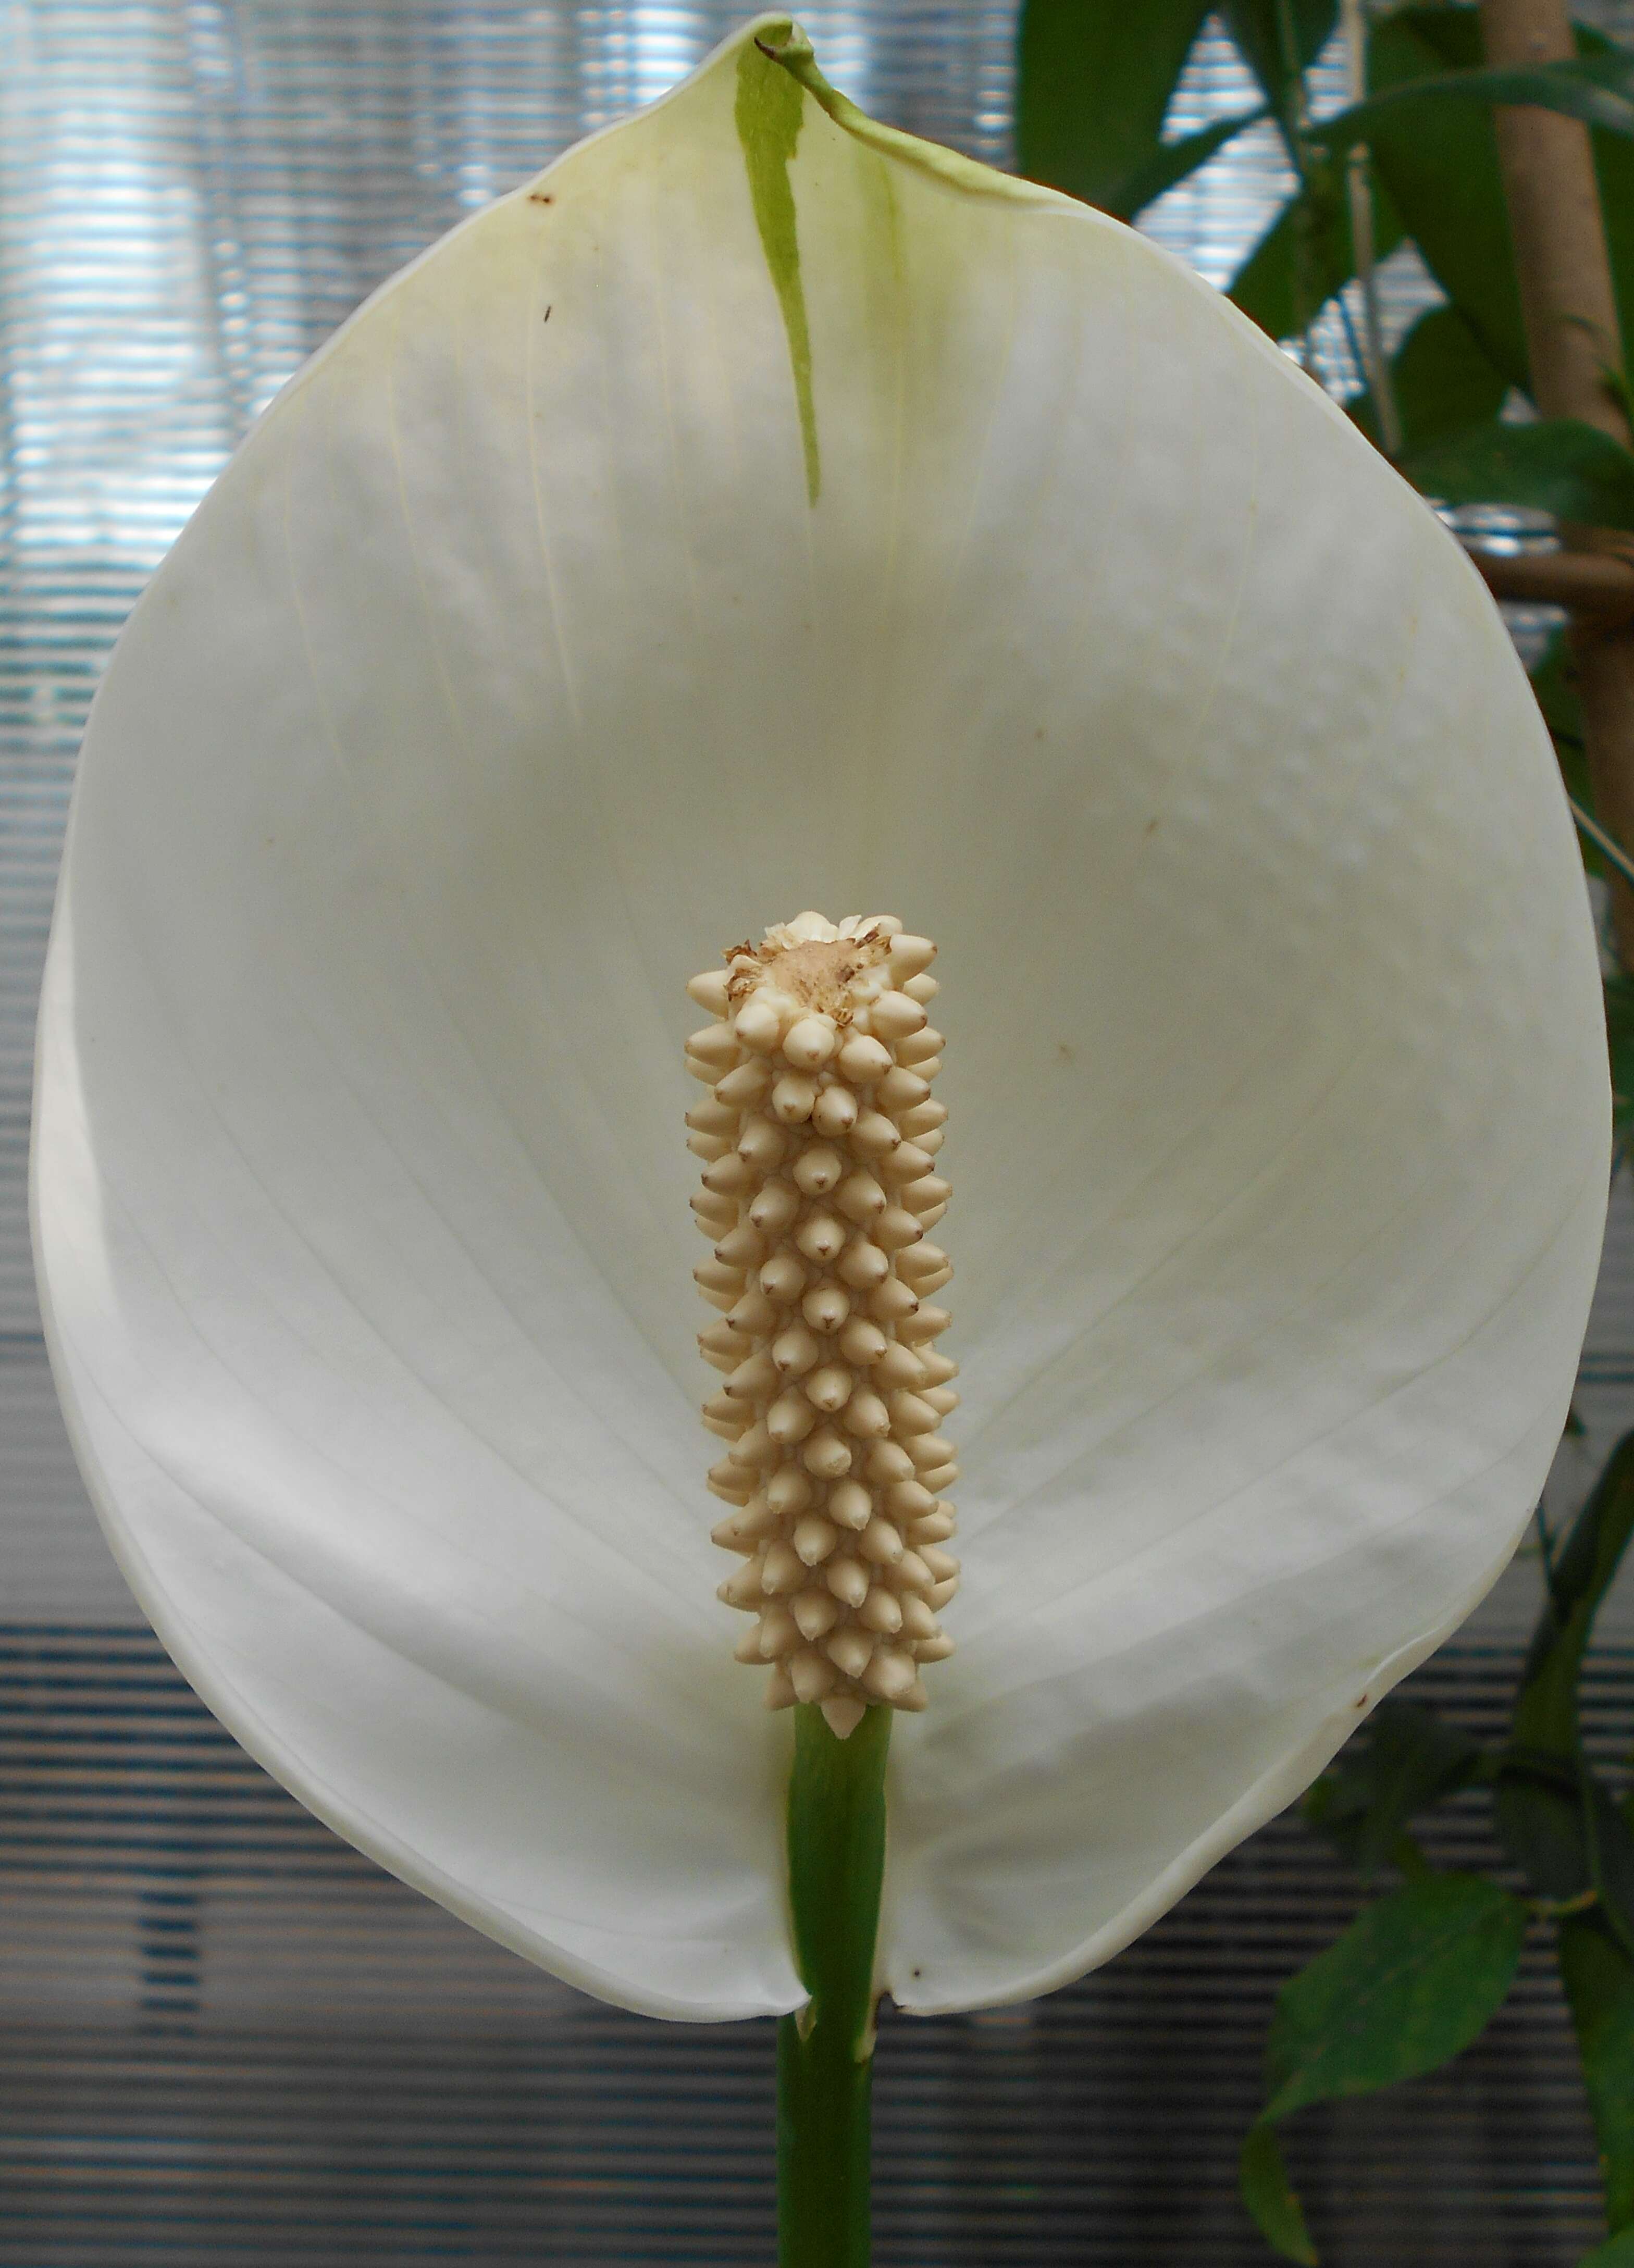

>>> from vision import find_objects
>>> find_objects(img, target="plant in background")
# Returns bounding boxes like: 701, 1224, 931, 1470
31, 10, 1610, 2264
1244, 1444, 1634, 2264
1017, 0, 1634, 2258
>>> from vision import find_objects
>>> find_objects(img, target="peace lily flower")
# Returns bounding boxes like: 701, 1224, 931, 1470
31, 6, 1608, 2065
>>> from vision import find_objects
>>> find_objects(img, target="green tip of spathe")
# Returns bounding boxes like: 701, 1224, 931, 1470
753, 18, 815, 71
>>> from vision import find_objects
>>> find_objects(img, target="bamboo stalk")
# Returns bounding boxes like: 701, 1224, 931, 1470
1479, 0, 1634, 961
1466, 544, 1634, 621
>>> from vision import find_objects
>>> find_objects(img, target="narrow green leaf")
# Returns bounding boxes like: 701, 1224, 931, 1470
1351, 305, 1507, 455
1586, 1772, 1634, 1961
1264, 1874, 1528, 2121
1359, 13, 1634, 403
1015, 0, 1210, 214
1302, 1699, 1481, 1881
1361, 10, 1529, 388
1595, 100, 1634, 403
1401, 417, 1634, 528
1531, 630, 1600, 883
1220, 0, 1339, 119
1496, 1438, 1634, 1903
1495, 1749, 1592, 1899
1229, 170, 1404, 342
1240, 2123, 1320, 2266
1313, 56, 1634, 156
1560, 1912, 1634, 2235
1536, 1430, 1634, 1639
1533, 629, 1585, 753
1117, 109, 1267, 219
1516, 1429, 1634, 1757
1581, 2236, 1634, 2268
1606, 974, 1634, 1145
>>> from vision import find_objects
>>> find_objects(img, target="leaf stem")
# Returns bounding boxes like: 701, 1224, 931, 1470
1533, 1885, 1601, 1918
1272, 0, 1318, 369
1341, 0, 1403, 454
1569, 792, 1634, 890
778, 1702, 891, 2268
1536, 1497, 1559, 1596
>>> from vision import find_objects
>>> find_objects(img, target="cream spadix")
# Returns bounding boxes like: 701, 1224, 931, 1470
30, 12, 1608, 2026
689, 912, 958, 1738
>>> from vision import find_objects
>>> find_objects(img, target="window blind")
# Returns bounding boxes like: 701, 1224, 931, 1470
2, 6, 1630, 2259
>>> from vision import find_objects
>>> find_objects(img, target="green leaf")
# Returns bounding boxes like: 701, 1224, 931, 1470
1229, 168, 1404, 343
1581, 2236, 1634, 2268
1517, 1428, 1634, 1757
1400, 417, 1634, 527
1361, 10, 1529, 388
1240, 1875, 1531, 2268
1117, 109, 1268, 219
1359, 13, 1634, 405
1606, 973, 1634, 1145
1240, 2123, 1319, 2266
1561, 1911, 1634, 2235
1497, 1436, 1634, 1903
1351, 305, 1508, 455
1530, 631, 1618, 887
1015, 0, 1211, 215
1534, 627, 1586, 751
1264, 1873, 1528, 2121
1532, 630, 1599, 884
1587, 1771, 1634, 1960
1302, 1698, 1482, 1881
1221, 0, 1339, 120
1495, 1747, 1592, 1898
1313, 55, 1634, 156
1596, 103, 1634, 406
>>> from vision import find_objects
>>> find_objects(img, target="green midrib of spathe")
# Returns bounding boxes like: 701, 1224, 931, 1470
736, 37, 820, 504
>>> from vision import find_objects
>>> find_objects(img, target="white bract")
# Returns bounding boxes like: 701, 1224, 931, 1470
31, 16, 1608, 2023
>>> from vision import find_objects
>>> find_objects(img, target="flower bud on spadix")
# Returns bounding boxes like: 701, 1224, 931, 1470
687, 912, 957, 1740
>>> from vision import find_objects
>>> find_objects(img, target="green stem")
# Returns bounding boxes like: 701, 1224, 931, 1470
777, 1702, 891, 2268
1272, 0, 1318, 369
1341, 0, 1404, 454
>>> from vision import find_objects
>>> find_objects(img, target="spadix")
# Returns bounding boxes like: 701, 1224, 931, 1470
688, 911, 958, 1738
30, 10, 1608, 2036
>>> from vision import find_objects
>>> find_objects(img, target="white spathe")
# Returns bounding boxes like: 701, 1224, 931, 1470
31, 15, 1608, 2021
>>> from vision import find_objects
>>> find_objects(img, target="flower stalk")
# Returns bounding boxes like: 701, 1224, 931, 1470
778, 1699, 890, 2268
